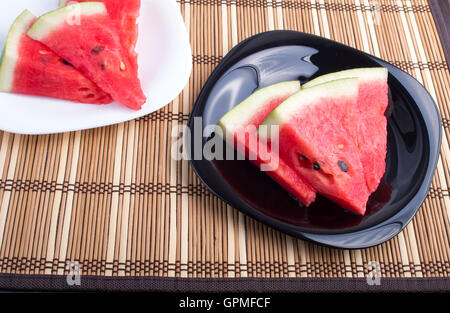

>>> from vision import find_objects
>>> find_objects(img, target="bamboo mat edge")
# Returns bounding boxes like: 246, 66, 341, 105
0, 0, 448, 285
0, 274, 449, 292
428, 0, 450, 66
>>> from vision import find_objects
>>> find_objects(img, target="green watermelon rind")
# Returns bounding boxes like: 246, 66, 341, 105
258, 78, 359, 141
27, 2, 107, 42
0, 10, 35, 92
218, 81, 301, 135
302, 67, 388, 89
58, 0, 71, 7
58, 0, 82, 7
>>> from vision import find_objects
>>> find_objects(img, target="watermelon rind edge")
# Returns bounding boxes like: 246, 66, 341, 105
58, 0, 70, 7
302, 67, 388, 89
27, 2, 107, 41
258, 78, 359, 141
217, 81, 301, 140
0, 10, 36, 93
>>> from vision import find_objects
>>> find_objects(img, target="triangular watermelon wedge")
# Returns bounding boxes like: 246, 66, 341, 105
218, 81, 316, 206
259, 78, 370, 215
303, 68, 388, 193
27, 2, 146, 110
0, 10, 112, 104
58, 0, 141, 71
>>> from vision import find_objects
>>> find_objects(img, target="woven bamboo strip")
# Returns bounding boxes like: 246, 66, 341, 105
178, 0, 191, 279
86, 131, 97, 275
205, 2, 213, 278
70, 131, 84, 273
148, 116, 159, 276
318, 0, 331, 38
94, 127, 112, 275
269, 227, 278, 277
193, 0, 200, 278
128, 128, 138, 277
246, 217, 256, 277
127, 125, 137, 276
227, 0, 248, 278
56, 131, 78, 274
141, 120, 151, 276
310, 0, 321, 35
88, 128, 102, 276
13, 136, 39, 274
219, 0, 236, 280
161, 108, 170, 277
0, 133, 11, 223
87, 130, 101, 275
104, 123, 124, 276
70, 131, 88, 272
151, 121, 158, 278
138, 122, 147, 275
260, 223, 269, 277
84, 130, 98, 276
168, 96, 180, 278
32, 135, 55, 274
74, 131, 88, 275
343, 0, 359, 49
0, 135, 20, 253
41, 136, 61, 274
212, 1, 225, 277
117, 121, 135, 276
162, 109, 172, 277
45, 133, 70, 274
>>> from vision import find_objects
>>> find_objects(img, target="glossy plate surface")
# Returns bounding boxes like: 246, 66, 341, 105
0, 0, 192, 134
188, 31, 442, 249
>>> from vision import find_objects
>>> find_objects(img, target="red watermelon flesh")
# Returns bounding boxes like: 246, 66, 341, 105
259, 78, 370, 215
59, 0, 140, 71
0, 10, 111, 104
303, 68, 388, 193
218, 81, 316, 206
27, 2, 146, 110
357, 79, 388, 192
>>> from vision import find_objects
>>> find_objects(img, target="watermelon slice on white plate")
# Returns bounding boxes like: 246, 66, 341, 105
0, 0, 192, 134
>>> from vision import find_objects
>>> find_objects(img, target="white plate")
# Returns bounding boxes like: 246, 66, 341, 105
0, 0, 192, 134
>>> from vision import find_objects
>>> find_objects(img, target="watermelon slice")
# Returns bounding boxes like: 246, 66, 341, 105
259, 78, 370, 215
303, 68, 388, 193
58, 0, 141, 71
27, 2, 146, 110
218, 81, 316, 206
0, 10, 112, 104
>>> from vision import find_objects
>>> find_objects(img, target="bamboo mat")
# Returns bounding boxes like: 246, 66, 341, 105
0, 0, 449, 291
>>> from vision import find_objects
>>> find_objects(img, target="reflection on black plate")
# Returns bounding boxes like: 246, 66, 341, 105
187, 31, 442, 249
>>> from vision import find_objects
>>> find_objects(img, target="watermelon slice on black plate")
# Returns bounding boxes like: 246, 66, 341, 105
187, 31, 442, 249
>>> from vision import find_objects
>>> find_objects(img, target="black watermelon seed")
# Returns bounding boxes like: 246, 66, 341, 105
338, 160, 348, 172
100, 63, 106, 70
313, 163, 320, 171
92, 46, 105, 54
61, 59, 72, 66
300, 154, 308, 161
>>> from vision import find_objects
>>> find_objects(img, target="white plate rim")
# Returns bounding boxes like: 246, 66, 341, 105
0, 0, 192, 135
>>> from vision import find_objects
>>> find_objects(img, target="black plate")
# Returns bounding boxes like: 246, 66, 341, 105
187, 31, 442, 249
